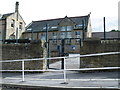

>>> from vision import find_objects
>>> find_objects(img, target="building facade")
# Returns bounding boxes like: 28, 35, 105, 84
23, 14, 92, 54
92, 32, 120, 40
0, 2, 25, 44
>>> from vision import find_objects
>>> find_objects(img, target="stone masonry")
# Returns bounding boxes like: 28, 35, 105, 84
80, 39, 120, 68
1, 40, 47, 71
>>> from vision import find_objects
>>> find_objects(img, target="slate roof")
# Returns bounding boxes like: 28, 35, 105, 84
26, 15, 90, 32
1, 13, 14, 19
92, 32, 120, 39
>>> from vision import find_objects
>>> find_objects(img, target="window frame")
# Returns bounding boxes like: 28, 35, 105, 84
41, 33, 46, 40
61, 26, 66, 31
51, 26, 58, 29
52, 32, 57, 44
67, 32, 72, 38
27, 28, 32, 31
75, 31, 81, 43
61, 32, 66, 39
67, 26, 72, 31
19, 22, 22, 30
11, 19, 15, 28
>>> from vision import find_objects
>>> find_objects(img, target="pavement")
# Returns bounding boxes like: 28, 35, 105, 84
49, 54, 80, 69
1, 54, 120, 89
1, 71, 120, 90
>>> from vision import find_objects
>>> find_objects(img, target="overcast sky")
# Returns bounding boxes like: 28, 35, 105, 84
0, 0, 119, 32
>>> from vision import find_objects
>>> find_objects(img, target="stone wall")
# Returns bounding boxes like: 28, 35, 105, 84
80, 39, 120, 68
1, 39, 120, 70
2, 40, 46, 71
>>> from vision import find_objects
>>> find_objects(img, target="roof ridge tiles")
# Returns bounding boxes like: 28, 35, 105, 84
33, 15, 89, 22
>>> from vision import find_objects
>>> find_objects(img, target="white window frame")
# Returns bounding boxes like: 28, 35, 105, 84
67, 26, 72, 31
11, 19, 15, 28
61, 32, 66, 39
27, 28, 32, 31
61, 26, 66, 31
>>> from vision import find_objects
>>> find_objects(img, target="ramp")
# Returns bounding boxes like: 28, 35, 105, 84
49, 54, 80, 69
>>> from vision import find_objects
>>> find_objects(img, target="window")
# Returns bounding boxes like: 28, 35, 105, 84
76, 39, 80, 43
66, 32, 72, 44
61, 26, 72, 31
75, 31, 80, 43
51, 26, 57, 29
76, 24, 83, 27
43, 26, 50, 30
43, 27, 46, 30
60, 31, 72, 44
75, 24, 83, 29
11, 19, 15, 28
61, 32, 65, 39
75, 31, 80, 36
9, 35, 15, 40
19, 22, 22, 30
67, 32, 72, 38
41, 33, 45, 40
53, 32, 57, 44
66, 39, 71, 44
53, 32, 57, 38
67, 26, 72, 31
27, 28, 32, 31
53, 39, 57, 44
61, 26, 66, 31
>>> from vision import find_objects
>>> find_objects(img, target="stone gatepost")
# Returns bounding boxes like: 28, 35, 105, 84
41, 40, 47, 70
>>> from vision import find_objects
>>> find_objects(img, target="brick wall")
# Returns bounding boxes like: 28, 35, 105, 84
80, 39, 120, 68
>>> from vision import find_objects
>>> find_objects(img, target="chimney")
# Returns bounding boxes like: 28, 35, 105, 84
15, 2, 19, 13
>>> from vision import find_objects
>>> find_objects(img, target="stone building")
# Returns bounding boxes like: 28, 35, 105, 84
23, 14, 92, 55
92, 32, 120, 40
0, 2, 25, 44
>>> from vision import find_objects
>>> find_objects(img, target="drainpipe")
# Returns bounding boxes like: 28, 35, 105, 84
16, 27, 18, 43
2, 19, 6, 44
82, 20, 85, 41
15, 2, 19, 43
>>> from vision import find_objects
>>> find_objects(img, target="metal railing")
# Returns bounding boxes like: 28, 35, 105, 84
1, 51, 120, 83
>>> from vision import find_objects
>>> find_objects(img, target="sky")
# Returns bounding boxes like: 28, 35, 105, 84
0, 0, 119, 32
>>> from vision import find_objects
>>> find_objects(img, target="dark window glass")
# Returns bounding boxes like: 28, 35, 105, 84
19, 22, 22, 30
